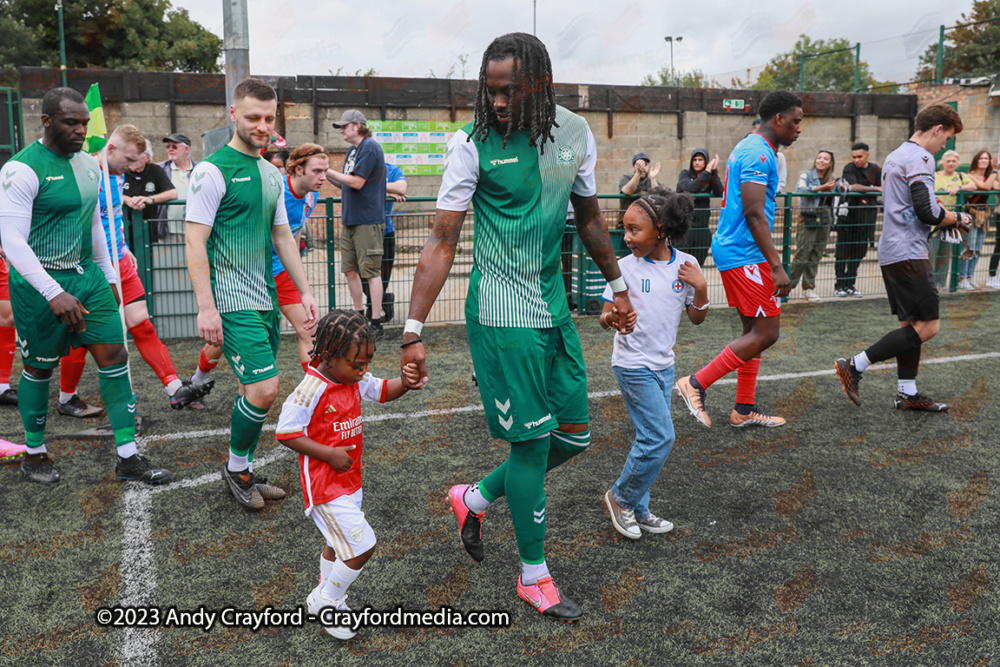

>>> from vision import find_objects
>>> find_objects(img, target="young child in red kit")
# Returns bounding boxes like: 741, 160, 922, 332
276, 309, 419, 639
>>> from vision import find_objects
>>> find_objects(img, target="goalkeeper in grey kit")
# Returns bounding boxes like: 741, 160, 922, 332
835, 104, 972, 412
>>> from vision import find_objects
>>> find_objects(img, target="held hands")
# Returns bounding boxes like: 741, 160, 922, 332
677, 260, 706, 291
49, 292, 89, 333
325, 444, 356, 473
611, 291, 637, 334
400, 361, 421, 390
400, 337, 428, 390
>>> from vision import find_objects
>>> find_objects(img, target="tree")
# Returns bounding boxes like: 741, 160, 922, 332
916, 0, 1000, 81
750, 35, 879, 92
641, 67, 716, 88
0, 0, 222, 84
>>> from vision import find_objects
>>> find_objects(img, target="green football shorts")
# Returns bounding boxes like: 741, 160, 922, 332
467, 319, 589, 443
9, 262, 124, 369
220, 309, 281, 384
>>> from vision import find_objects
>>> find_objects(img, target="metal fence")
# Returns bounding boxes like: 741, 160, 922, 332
124, 190, 1000, 339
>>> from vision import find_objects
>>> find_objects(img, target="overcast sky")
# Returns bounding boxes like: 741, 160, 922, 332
172, 0, 970, 86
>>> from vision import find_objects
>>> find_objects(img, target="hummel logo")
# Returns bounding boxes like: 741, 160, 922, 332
495, 398, 510, 414
231, 176, 252, 183
2, 177, 12, 191
194, 171, 206, 181
191, 183, 203, 195
45, 175, 65, 182
533, 508, 545, 524
325, 405, 337, 414
36, 416, 45, 425
127, 403, 137, 414
499, 415, 513, 431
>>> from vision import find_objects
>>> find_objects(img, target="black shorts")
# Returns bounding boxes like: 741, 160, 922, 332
881, 259, 939, 322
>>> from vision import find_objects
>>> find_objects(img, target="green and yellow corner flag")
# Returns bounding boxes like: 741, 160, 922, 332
82, 83, 107, 153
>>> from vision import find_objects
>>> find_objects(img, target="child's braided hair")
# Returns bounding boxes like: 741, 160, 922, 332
310, 309, 375, 366
630, 186, 695, 247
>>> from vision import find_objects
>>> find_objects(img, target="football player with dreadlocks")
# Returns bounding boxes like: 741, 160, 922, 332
401, 32, 635, 622
276, 309, 419, 641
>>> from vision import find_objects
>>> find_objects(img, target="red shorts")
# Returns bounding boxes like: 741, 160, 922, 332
274, 270, 302, 307
119, 255, 146, 305
0, 259, 8, 301
720, 262, 781, 318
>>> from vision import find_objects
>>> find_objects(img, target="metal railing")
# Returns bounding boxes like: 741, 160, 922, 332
123, 190, 1000, 338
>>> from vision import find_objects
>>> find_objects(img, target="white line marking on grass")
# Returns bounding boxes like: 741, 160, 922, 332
117, 349, 998, 665
118, 485, 158, 667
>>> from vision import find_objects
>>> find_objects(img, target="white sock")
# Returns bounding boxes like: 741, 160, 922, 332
464, 482, 491, 514
898, 380, 917, 396
521, 561, 550, 586
853, 351, 871, 373
27, 444, 47, 454
0, 383, 9, 393
319, 554, 335, 587
165, 378, 183, 397
321, 558, 361, 602
191, 368, 210, 386
227, 452, 249, 473
248, 461, 254, 473
117, 441, 138, 459
59, 391, 76, 404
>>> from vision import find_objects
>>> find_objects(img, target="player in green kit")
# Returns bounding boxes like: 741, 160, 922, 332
0, 88, 171, 485
401, 33, 635, 622
185, 78, 318, 510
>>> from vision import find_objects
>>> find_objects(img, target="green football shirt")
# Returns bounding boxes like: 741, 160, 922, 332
437, 105, 597, 328
0, 140, 101, 270
186, 145, 288, 313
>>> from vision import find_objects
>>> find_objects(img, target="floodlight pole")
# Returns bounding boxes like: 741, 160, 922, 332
56, 1, 67, 86
664, 36, 682, 86
223, 0, 251, 130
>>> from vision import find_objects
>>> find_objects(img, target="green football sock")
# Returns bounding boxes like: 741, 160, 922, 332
18, 370, 50, 450
97, 363, 136, 448
505, 434, 550, 564
478, 429, 591, 502
230, 395, 268, 458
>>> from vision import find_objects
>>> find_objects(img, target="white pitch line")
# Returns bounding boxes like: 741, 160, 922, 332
118, 349, 998, 665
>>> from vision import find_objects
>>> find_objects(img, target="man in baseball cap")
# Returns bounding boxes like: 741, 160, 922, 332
158, 133, 197, 243
332, 110, 367, 128
618, 151, 661, 215
325, 109, 389, 340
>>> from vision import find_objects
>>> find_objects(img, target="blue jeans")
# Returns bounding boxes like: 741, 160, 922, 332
960, 226, 985, 279
611, 365, 675, 518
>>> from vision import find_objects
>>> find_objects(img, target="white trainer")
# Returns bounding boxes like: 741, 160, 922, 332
307, 585, 356, 640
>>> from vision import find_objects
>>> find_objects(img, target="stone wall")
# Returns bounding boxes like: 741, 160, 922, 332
913, 82, 1000, 161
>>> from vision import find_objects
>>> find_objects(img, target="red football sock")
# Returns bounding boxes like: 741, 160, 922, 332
694, 345, 744, 390
129, 319, 178, 387
0, 326, 15, 384
736, 357, 761, 405
198, 347, 221, 373
60, 346, 88, 394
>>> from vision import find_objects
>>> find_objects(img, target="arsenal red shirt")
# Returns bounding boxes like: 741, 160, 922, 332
275, 367, 387, 513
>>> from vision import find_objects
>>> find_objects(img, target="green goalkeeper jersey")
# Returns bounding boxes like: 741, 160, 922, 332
437, 105, 598, 329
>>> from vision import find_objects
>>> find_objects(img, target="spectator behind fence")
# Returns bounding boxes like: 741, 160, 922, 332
978, 154, 1000, 289
835, 142, 881, 298
676, 148, 722, 266
159, 132, 197, 244
325, 109, 388, 342
268, 148, 290, 176
752, 118, 786, 191
789, 150, 837, 302
619, 152, 660, 211
931, 150, 975, 288
122, 142, 177, 245
962, 150, 998, 290
361, 161, 407, 323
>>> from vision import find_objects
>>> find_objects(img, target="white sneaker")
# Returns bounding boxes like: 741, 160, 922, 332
967, 279, 978, 289
307, 585, 356, 640
802, 289, 820, 302
958, 278, 972, 291
987, 276, 1000, 290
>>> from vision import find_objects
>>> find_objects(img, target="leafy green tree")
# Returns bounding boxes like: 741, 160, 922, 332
916, 0, 1000, 80
0, 0, 222, 83
641, 67, 715, 87
751, 35, 879, 92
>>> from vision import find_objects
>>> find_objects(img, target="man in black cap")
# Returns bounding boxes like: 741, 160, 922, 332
619, 152, 661, 211
158, 132, 197, 244
325, 110, 388, 341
